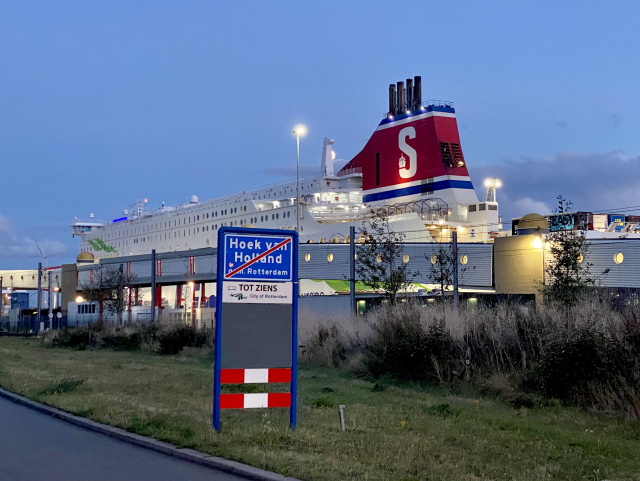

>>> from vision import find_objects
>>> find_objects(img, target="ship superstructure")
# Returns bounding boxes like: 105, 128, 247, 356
73, 76, 501, 261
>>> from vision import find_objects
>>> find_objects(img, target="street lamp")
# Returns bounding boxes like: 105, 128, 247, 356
293, 126, 306, 234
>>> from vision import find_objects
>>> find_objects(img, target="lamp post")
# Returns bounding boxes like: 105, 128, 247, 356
293, 126, 306, 234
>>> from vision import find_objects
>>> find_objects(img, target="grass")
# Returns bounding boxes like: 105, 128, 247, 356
0, 338, 639, 481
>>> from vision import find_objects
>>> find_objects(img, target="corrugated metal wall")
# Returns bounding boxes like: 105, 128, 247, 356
298, 243, 493, 287
584, 240, 640, 288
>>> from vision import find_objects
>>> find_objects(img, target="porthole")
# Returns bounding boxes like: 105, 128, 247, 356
206, 239, 209, 246
197, 215, 199, 220
327, 253, 333, 262
614, 252, 624, 264
276, 213, 279, 219
430, 254, 438, 264
261, 216, 264, 222
376, 255, 382, 263
240, 220, 243, 226
403, 254, 409, 263
460, 254, 468, 265
305, 253, 311, 262
272, 214, 275, 220
577, 254, 584, 264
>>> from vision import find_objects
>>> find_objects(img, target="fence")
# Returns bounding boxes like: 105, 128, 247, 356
0, 315, 69, 336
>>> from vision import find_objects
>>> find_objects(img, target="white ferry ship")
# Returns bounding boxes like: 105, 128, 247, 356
72, 76, 501, 261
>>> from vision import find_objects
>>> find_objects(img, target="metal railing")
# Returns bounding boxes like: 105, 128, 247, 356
336, 167, 362, 177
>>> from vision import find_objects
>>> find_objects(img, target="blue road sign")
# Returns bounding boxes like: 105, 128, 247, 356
223, 233, 293, 282
214, 227, 299, 432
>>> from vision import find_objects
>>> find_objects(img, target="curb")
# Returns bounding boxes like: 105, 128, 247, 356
0, 387, 301, 481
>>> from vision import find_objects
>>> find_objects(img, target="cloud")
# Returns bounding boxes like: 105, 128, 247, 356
0, 215, 67, 261
470, 150, 640, 221
262, 164, 320, 177
512, 197, 552, 216
606, 113, 621, 128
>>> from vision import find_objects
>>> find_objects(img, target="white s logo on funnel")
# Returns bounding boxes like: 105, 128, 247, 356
398, 126, 417, 179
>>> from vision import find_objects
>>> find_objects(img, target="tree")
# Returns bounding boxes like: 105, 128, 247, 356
427, 241, 456, 297
541, 196, 605, 306
80, 265, 136, 324
355, 208, 417, 305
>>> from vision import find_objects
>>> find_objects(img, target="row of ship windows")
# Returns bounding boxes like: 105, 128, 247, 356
99, 206, 250, 240
94, 206, 295, 243
81, 212, 297, 252
252, 183, 316, 199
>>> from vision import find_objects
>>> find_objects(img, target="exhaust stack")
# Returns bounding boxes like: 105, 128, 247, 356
413, 76, 422, 108
396, 81, 405, 114
406, 78, 413, 112
388, 84, 396, 116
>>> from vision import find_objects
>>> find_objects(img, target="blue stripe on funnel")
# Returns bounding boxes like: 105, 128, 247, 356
363, 179, 474, 203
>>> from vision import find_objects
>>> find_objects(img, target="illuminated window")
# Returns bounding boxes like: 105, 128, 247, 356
460, 255, 468, 265
614, 252, 624, 264
305, 253, 311, 262
327, 253, 333, 262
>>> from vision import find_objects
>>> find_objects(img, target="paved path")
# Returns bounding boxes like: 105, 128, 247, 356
0, 396, 245, 481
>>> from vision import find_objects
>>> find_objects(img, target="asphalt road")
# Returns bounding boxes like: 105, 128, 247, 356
0, 396, 246, 481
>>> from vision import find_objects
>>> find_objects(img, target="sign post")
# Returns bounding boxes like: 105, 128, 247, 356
213, 227, 298, 431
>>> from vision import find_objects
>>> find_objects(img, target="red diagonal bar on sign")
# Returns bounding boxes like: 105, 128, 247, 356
224, 237, 292, 279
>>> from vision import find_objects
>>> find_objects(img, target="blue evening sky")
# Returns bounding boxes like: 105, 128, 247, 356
1, 0, 638, 268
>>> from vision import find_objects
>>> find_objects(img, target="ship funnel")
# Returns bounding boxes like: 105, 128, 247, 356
388, 84, 396, 116
413, 76, 422, 108
406, 78, 413, 112
396, 81, 405, 114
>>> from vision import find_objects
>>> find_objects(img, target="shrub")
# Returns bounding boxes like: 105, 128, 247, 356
538, 326, 633, 403
364, 303, 459, 383
157, 325, 211, 355
299, 299, 640, 418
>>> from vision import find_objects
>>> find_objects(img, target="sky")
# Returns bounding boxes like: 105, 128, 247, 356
1, 0, 638, 269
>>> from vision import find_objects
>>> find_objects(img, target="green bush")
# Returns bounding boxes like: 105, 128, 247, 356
538, 327, 633, 403
51, 328, 91, 350
157, 325, 211, 355
364, 304, 459, 383
101, 332, 143, 351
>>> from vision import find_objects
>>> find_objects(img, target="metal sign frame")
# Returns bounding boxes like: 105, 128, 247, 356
213, 227, 299, 431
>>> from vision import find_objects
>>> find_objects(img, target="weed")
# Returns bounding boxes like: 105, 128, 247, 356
40, 378, 86, 396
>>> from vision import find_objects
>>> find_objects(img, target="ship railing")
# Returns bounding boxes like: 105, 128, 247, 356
383, 100, 454, 118
336, 167, 363, 177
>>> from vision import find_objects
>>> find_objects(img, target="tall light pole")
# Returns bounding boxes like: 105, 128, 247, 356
293, 126, 306, 234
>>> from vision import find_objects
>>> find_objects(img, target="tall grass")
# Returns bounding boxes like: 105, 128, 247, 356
44, 319, 212, 355
299, 298, 640, 419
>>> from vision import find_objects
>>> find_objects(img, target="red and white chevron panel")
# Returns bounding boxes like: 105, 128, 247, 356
220, 392, 291, 409
220, 368, 291, 384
